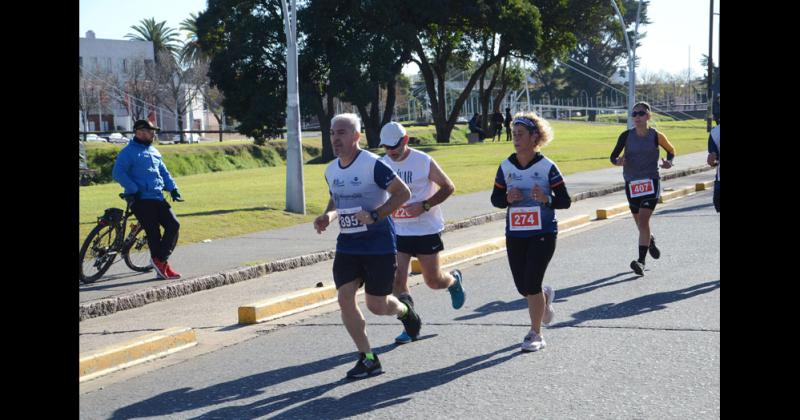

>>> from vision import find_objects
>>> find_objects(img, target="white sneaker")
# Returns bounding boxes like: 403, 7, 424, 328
543, 286, 556, 326
521, 331, 546, 352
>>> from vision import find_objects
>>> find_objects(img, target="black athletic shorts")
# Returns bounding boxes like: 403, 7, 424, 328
332, 252, 396, 296
713, 180, 720, 213
506, 233, 556, 296
625, 178, 660, 214
396, 233, 444, 256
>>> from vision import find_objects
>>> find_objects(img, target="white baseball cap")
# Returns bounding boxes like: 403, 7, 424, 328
379, 122, 407, 147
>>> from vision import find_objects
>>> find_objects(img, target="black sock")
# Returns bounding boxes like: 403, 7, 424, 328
638, 246, 648, 263
649, 235, 655, 247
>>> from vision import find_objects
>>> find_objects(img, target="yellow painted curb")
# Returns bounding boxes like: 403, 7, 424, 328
559, 214, 591, 231
695, 181, 714, 191
410, 214, 591, 273
596, 203, 629, 220
79, 327, 197, 382
411, 237, 506, 274
659, 186, 696, 203
239, 285, 337, 324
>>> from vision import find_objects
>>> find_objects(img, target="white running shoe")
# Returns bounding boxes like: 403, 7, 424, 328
543, 286, 556, 326
521, 331, 546, 352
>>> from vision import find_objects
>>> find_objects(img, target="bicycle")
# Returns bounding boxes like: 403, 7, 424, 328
79, 193, 153, 284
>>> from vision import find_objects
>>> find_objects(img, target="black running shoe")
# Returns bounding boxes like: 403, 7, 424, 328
630, 260, 645, 276
648, 235, 660, 259
346, 353, 382, 379
398, 295, 422, 339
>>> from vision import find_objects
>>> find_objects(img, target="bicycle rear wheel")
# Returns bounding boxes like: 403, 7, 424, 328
79, 223, 120, 284
123, 224, 153, 272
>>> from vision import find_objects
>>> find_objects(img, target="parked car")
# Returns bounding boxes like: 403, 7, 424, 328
107, 133, 129, 144
171, 134, 200, 143
84, 134, 106, 142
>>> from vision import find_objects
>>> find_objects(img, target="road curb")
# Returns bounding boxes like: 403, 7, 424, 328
80, 165, 714, 321
79, 327, 197, 382
238, 285, 338, 324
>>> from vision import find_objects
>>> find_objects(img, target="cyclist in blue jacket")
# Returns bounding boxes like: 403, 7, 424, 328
112, 119, 184, 279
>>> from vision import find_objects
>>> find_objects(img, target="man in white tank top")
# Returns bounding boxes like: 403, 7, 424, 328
378, 122, 466, 345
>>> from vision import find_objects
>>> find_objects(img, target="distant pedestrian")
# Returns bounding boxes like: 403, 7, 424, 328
313, 113, 419, 379
707, 124, 720, 212
112, 119, 184, 280
492, 111, 505, 142
491, 111, 571, 353
504, 107, 512, 141
378, 122, 466, 345
609, 102, 676, 276
468, 113, 486, 139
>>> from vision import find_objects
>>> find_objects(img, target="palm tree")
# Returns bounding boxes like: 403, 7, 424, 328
179, 12, 208, 66
126, 18, 181, 62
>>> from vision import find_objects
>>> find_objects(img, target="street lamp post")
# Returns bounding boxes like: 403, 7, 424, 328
610, 0, 643, 129
281, 0, 306, 214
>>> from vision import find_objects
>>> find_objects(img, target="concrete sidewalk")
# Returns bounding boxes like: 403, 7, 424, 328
79, 151, 713, 321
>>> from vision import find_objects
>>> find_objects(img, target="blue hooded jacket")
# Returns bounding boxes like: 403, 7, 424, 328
112, 138, 177, 201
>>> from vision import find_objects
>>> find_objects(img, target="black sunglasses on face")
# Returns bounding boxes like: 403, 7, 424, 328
631, 110, 648, 117
383, 140, 403, 150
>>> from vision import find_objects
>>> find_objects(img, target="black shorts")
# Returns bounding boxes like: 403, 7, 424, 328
506, 233, 556, 296
332, 252, 396, 296
396, 233, 444, 257
713, 180, 720, 213
625, 178, 660, 214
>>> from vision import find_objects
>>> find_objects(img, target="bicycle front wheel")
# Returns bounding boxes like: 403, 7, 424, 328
123, 224, 153, 272
79, 223, 120, 284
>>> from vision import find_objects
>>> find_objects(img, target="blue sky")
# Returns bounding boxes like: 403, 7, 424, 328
79, 0, 719, 78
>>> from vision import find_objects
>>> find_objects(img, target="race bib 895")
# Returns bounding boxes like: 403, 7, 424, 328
338, 207, 368, 234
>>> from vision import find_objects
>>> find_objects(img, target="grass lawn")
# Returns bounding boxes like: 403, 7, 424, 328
79, 119, 709, 246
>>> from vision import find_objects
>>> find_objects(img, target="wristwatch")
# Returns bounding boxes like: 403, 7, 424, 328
370, 210, 380, 222
422, 200, 432, 212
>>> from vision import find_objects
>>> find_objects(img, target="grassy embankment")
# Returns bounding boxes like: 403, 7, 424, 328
79, 120, 709, 245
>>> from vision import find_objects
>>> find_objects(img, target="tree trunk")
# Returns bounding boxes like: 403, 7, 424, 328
177, 114, 186, 143
382, 77, 397, 127
317, 94, 335, 161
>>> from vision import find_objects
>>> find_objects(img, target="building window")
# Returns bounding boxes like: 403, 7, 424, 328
122, 59, 128, 74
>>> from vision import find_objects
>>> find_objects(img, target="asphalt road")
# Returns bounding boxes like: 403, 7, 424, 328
79, 191, 720, 419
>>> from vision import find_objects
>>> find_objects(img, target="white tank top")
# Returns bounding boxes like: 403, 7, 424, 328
380, 148, 445, 236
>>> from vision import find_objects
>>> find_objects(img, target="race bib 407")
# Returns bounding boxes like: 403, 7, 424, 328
629, 179, 655, 198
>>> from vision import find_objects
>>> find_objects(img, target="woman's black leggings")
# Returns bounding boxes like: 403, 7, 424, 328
506, 233, 557, 296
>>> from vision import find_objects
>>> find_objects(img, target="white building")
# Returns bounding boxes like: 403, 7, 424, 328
79, 30, 206, 140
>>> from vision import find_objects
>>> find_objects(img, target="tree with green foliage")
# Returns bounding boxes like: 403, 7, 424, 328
196, 0, 288, 145
394, 0, 607, 143
179, 12, 208, 66
562, 0, 650, 121
126, 18, 182, 62
305, 0, 412, 148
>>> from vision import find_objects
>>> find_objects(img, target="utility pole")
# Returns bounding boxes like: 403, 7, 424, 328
706, 0, 715, 132
610, 0, 643, 129
282, 0, 306, 214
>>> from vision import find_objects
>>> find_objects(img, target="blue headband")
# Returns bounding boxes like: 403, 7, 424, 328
512, 117, 538, 132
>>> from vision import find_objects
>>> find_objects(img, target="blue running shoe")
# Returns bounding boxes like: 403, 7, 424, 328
448, 269, 466, 309
395, 330, 413, 344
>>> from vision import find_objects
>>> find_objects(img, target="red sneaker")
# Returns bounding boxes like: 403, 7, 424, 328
151, 257, 169, 279
164, 262, 181, 279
